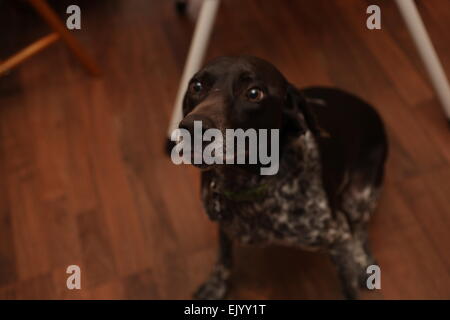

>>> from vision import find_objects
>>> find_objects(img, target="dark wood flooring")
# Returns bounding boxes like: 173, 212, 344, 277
0, 0, 449, 299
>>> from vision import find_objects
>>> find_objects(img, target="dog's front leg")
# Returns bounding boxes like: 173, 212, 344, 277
194, 226, 232, 300
328, 236, 369, 300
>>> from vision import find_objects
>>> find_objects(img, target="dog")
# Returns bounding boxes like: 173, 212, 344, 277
176, 55, 388, 299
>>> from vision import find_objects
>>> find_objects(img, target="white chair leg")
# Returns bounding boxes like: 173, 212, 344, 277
395, 0, 450, 119
167, 0, 221, 138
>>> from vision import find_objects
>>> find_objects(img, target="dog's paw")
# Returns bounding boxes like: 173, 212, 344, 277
193, 277, 229, 300
342, 287, 359, 300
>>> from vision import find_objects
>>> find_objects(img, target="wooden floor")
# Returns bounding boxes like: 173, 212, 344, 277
0, 0, 449, 299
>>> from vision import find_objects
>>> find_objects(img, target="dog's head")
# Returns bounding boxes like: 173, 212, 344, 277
177, 56, 319, 171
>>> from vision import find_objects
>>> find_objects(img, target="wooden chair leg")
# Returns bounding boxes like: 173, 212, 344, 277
0, 33, 59, 75
27, 0, 100, 76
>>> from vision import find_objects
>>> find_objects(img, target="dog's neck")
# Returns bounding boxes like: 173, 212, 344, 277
213, 165, 268, 189
207, 130, 317, 195
205, 166, 268, 202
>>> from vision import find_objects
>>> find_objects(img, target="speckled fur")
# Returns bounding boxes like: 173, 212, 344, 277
180, 56, 387, 300
195, 130, 382, 300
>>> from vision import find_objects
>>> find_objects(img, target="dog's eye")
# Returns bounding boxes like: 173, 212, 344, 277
246, 87, 264, 102
189, 80, 203, 94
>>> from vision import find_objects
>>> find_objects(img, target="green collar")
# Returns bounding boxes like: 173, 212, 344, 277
221, 184, 269, 202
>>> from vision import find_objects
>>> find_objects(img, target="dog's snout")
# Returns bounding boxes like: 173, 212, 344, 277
179, 114, 215, 134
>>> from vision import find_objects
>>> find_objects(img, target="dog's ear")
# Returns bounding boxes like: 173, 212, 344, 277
283, 85, 320, 137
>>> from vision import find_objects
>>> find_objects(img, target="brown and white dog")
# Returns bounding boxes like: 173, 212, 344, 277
175, 55, 388, 299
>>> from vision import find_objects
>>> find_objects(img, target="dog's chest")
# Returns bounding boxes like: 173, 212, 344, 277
201, 133, 340, 249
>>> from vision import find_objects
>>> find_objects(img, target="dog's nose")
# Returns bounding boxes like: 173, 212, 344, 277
179, 114, 215, 135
